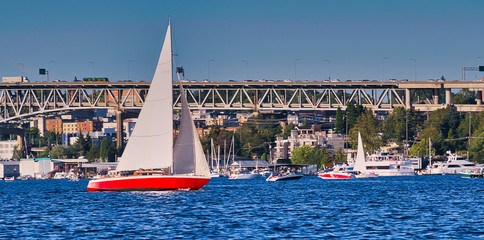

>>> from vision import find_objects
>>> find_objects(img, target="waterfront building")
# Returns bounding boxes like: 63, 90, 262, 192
19, 158, 53, 179
45, 119, 63, 134
0, 140, 17, 160
274, 129, 327, 160
63, 122, 78, 134
29, 117, 45, 136
77, 119, 102, 133
274, 129, 344, 160
0, 161, 20, 179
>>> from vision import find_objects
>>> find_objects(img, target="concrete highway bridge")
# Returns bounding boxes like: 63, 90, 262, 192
1, 80, 483, 124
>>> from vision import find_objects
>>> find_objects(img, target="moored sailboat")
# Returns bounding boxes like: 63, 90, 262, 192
87, 22, 211, 192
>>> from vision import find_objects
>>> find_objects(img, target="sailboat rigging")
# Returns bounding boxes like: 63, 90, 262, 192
87, 21, 211, 192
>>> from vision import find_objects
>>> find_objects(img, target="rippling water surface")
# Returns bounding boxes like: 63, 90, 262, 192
0, 175, 482, 239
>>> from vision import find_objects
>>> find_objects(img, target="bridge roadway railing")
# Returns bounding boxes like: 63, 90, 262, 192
0, 81, 483, 123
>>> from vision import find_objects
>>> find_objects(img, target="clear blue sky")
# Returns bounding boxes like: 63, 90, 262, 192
1, 0, 483, 82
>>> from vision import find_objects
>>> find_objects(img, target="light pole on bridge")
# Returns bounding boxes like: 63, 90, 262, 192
323, 59, 330, 81
410, 59, 416, 82
294, 59, 301, 81
241, 60, 248, 81
476, 57, 482, 80
127, 60, 134, 81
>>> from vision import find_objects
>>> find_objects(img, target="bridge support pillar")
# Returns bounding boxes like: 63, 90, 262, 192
445, 88, 452, 105
477, 90, 482, 105
116, 110, 123, 148
17, 135, 23, 151
405, 89, 411, 109
433, 89, 439, 104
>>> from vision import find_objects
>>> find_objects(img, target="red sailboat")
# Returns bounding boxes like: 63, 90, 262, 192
88, 22, 211, 192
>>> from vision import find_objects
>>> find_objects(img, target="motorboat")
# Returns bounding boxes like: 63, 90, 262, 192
425, 153, 480, 175
460, 167, 484, 178
354, 171, 378, 178
356, 153, 414, 176
318, 171, 355, 179
266, 171, 303, 181
87, 21, 211, 192
4, 176, 15, 181
229, 169, 262, 180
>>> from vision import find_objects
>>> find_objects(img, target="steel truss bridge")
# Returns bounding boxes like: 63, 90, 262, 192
1, 81, 483, 123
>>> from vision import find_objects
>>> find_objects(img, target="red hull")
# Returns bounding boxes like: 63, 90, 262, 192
87, 175, 211, 192
318, 173, 355, 179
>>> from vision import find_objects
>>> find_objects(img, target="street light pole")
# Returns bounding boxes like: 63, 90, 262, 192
476, 57, 482, 80
89, 61, 96, 80
208, 59, 215, 81
382, 58, 389, 81
323, 59, 330, 81
410, 59, 416, 82
294, 59, 301, 81
127, 60, 134, 81
241, 60, 248, 81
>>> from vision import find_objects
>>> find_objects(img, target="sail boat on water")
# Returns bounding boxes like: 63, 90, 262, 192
87, 22, 211, 192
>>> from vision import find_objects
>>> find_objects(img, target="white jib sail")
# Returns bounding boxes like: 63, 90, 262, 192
353, 132, 366, 173
173, 87, 210, 176
116, 23, 173, 171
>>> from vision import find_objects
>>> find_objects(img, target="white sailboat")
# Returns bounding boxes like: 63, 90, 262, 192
353, 132, 378, 178
353, 132, 413, 177
88, 21, 211, 192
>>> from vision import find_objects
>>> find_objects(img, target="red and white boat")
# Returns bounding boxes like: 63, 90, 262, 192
88, 22, 211, 192
318, 172, 355, 179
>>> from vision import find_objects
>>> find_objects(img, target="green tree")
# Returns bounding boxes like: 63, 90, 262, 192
349, 109, 383, 154
87, 145, 100, 162
290, 145, 329, 169
279, 123, 295, 138
335, 107, 344, 134
100, 138, 110, 162
50, 145, 66, 159
74, 133, 86, 156
12, 145, 24, 160
452, 89, 476, 104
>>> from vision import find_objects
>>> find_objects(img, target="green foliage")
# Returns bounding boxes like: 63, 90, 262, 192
100, 138, 110, 162
452, 89, 476, 104
381, 107, 420, 144
279, 123, 295, 138
349, 109, 383, 154
12, 145, 23, 160
261, 152, 267, 161
87, 145, 100, 162
290, 145, 330, 169
234, 114, 283, 158
335, 107, 344, 134
50, 145, 66, 159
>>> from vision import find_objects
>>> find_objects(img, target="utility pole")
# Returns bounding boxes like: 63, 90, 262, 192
468, 112, 472, 159
405, 111, 409, 155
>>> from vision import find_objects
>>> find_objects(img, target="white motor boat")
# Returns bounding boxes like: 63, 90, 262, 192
266, 171, 303, 181
353, 132, 414, 177
426, 153, 480, 175
229, 169, 262, 180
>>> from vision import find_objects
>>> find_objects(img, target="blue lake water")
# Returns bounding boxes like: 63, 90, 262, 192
0, 175, 482, 239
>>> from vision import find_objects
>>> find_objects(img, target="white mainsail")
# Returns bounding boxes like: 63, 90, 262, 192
116, 24, 173, 171
173, 88, 210, 176
353, 132, 366, 173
